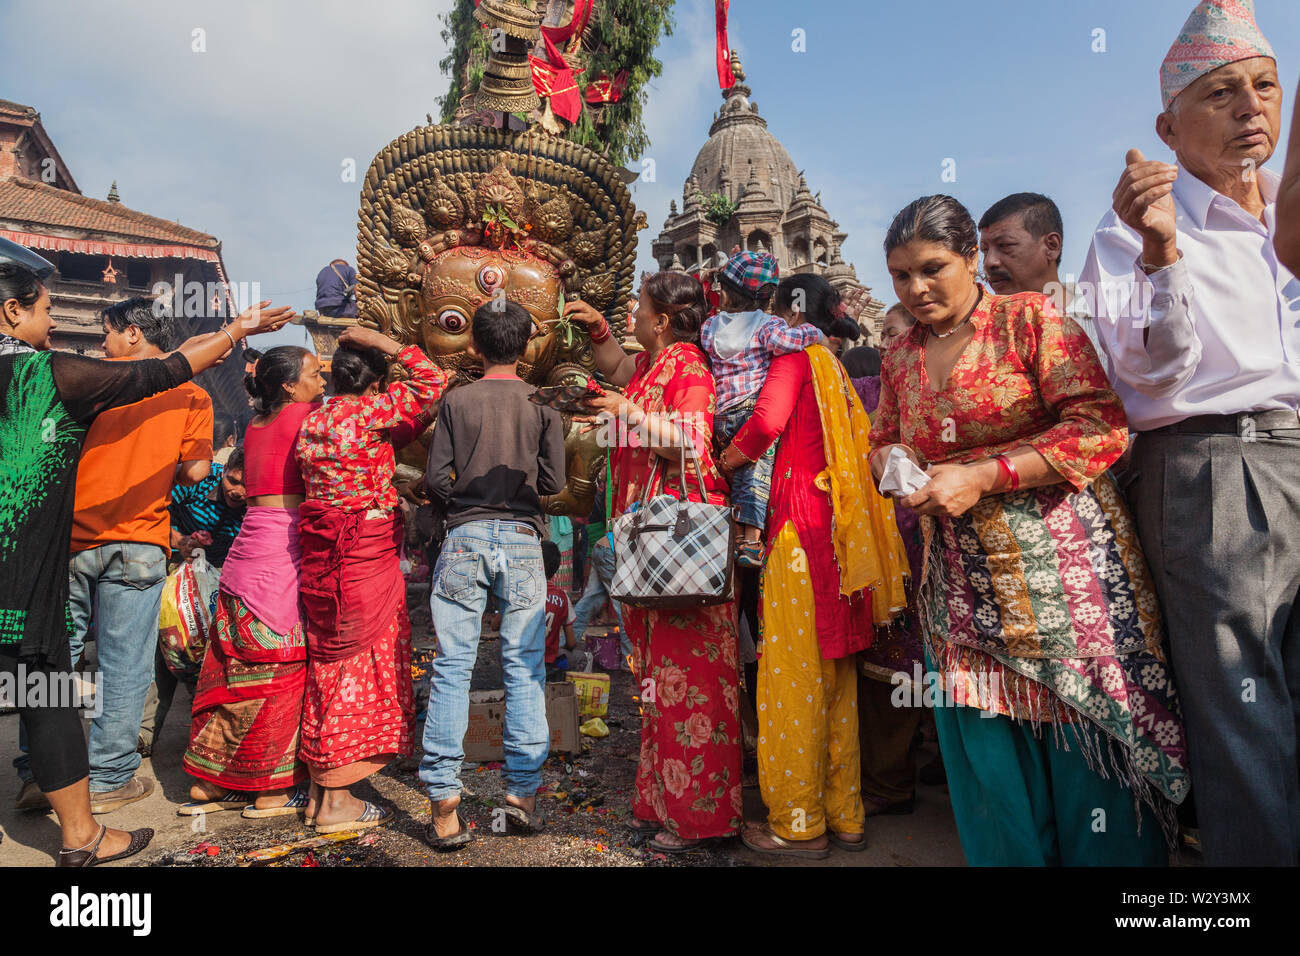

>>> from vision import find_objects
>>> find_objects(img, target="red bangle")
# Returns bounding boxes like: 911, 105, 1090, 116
994, 454, 1020, 491
589, 320, 612, 345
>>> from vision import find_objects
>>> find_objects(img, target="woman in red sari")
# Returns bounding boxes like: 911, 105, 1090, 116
183, 345, 325, 817
564, 273, 743, 852
294, 326, 447, 832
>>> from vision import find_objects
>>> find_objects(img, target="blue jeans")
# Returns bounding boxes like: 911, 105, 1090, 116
571, 536, 629, 661
14, 543, 168, 789
714, 399, 773, 530
419, 520, 549, 802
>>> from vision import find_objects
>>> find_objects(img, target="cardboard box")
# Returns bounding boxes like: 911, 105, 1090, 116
462, 681, 581, 762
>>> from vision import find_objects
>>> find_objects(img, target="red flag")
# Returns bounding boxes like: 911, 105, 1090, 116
541, 0, 593, 49
527, 0, 592, 123
584, 69, 628, 104
715, 0, 735, 89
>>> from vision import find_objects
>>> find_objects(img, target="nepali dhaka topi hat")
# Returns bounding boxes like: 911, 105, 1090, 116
1160, 0, 1275, 110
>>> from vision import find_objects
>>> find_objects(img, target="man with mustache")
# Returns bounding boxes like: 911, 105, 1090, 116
978, 192, 1064, 297
1080, 0, 1300, 866
978, 193, 1098, 354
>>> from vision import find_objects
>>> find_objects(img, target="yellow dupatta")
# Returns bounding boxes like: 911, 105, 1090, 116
806, 345, 909, 625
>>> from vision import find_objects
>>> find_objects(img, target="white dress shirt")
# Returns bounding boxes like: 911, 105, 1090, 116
1079, 166, 1300, 431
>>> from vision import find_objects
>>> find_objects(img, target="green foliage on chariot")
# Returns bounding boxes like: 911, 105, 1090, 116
436, 0, 676, 169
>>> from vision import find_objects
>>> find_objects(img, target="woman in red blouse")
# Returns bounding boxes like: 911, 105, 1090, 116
183, 345, 325, 818
867, 195, 1187, 865
717, 275, 907, 859
565, 272, 744, 853
293, 326, 447, 832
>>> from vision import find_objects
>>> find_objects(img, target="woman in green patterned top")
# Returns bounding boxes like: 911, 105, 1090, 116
0, 261, 293, 866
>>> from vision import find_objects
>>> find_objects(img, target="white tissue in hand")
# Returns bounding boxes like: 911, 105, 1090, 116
879, 446, 929, 497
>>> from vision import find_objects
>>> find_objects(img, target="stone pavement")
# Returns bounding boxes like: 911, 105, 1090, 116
0, 652, 966, 867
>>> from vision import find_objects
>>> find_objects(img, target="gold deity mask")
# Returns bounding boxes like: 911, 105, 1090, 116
355, 123, 647, 515
419, 246, 561, 380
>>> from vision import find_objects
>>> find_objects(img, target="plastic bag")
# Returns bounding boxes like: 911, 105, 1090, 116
879, 446, 929, 497
566, 671, 610, 717
158, 556, 220, 679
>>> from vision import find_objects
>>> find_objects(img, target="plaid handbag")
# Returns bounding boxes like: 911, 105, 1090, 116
609, 443, 736, 609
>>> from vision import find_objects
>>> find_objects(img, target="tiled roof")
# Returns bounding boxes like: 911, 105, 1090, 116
0, 99, 37, 119
0, 176, 218, 246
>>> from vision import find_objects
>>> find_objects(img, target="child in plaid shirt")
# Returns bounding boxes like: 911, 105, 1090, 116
702, 251, 822, 567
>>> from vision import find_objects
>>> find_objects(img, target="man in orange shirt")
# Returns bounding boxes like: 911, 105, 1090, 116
14, 297, 213, 814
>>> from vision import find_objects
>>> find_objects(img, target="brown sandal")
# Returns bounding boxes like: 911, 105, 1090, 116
648, 833, 720, 855
57, 825, 155, 868
501, 801, 545, 833
827, 830, 867, 852
741, 823, 830, 860
425, 812, 474, 851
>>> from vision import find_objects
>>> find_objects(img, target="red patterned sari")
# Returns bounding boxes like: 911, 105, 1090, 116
293, 346, 445, 785
184, 591, 308, 791
613, 342, 743, 840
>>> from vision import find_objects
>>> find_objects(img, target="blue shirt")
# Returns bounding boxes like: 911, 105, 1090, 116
169, 463, 244, 566
315, 260, 357, 316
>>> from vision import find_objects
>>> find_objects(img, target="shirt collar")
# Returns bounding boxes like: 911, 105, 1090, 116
1174, 165, 1279, 231
969, 285, 993, 330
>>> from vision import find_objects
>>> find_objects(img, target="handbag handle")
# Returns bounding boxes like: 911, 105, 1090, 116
635, 433, 710, 510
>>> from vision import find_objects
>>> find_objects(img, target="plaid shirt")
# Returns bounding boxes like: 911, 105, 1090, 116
701, 311, 823, 411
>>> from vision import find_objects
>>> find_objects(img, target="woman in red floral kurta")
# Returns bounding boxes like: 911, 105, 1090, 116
294, 326, 446, 832
565, 273, 743, 852
867, 195, 1185, 865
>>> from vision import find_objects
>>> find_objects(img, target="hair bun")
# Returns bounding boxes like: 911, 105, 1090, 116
830, 317, 861, 341
244, 347, 264, 362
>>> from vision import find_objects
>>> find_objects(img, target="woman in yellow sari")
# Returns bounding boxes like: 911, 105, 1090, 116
719, 275, 907, 858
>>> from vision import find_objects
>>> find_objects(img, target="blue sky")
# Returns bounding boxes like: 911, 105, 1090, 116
2, 0, 1297, 342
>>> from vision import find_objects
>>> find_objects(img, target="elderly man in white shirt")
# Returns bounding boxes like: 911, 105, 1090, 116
1081, 0, 1300, 866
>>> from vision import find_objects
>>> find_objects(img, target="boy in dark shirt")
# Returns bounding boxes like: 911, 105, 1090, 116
420, 300, 566, 848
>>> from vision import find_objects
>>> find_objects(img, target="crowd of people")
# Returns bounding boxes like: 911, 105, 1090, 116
2, 0, 1299, 867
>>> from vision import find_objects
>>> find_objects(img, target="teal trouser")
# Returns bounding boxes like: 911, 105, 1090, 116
934, 701, 1169, 866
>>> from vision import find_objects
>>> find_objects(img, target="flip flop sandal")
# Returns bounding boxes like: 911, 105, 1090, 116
177, 791, 254, 816
741, 824, 831, 860
57, 825, 155, 868
314, 801, 392, 834
627, 818, 661, 833
648, 833, 721, 855
827, 830, 867, 853
425, 811, 474, 852
501, 802, 546, 833
241, 787, 309, 819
